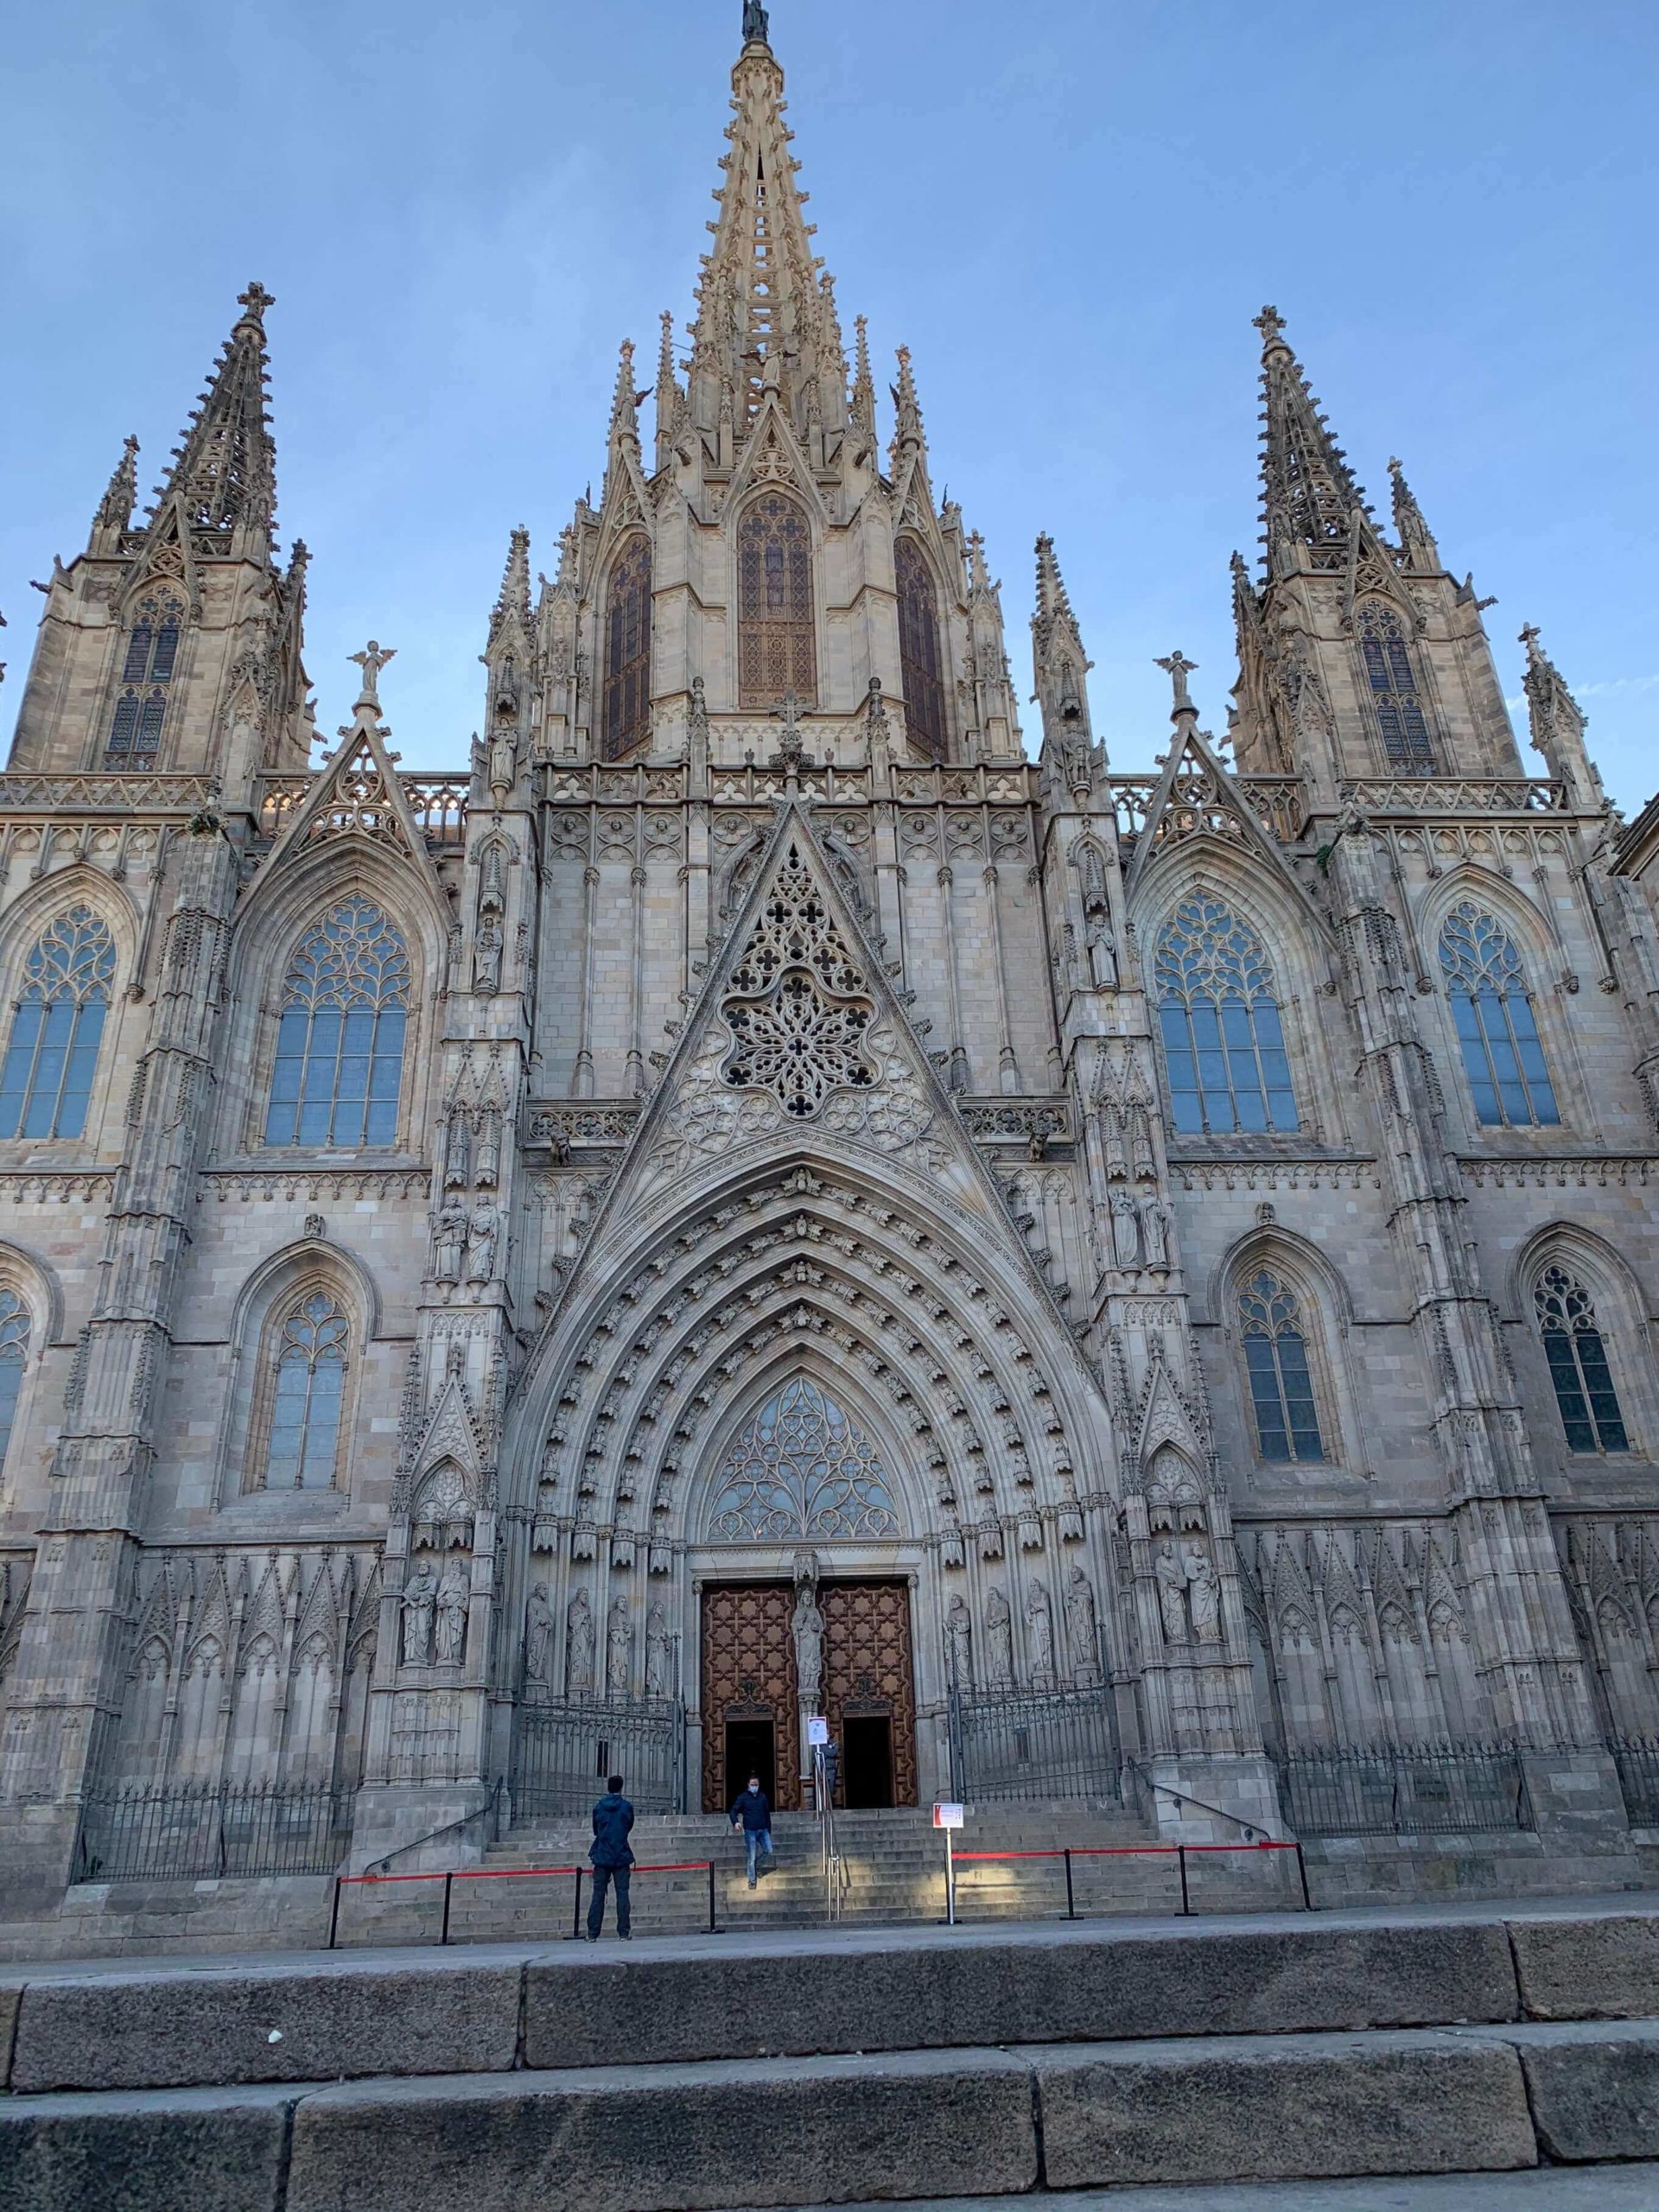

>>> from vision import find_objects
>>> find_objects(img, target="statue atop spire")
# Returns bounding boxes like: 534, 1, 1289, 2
742, 0, 770, 47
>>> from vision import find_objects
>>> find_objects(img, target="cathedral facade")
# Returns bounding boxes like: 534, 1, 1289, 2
3, 11, 1658, 1897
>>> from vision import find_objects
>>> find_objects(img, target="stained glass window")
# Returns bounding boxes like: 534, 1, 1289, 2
1535, 1265, 1628, 1454
896, 538, 947, 762
0, 907, 116, 1141
738, 493, 817, 709
709, 1376, 901, 1539
0, 1290, 29, 1481
265, 1290, 348, 1489
1439, 903, 1559, 1128
1154, 892, 1298, 1135
601, 534, 652, 760
1357, 601, 1436, 774
106, 594, 183, 766
1238, 1271, 1326, 1462
264, 898, 409, 1148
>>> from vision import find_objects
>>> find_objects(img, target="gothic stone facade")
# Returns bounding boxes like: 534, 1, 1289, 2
2, 20, 1658, 1894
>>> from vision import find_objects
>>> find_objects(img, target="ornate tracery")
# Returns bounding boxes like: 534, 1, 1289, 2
1154, 892, 1298, 1135
0, 906, 117, 1141
264, 898, 410, 1149
1237, 1271, 1326, 1463
721, 842, 875, 1116
1439, 902, 1558, 1128
708, 1376, 901, 1539
896, 537, 947, 761
601, 534, 652, 760
1534, 1264, 1629, 1455
106, 594, 184, 766
737, 493, 817, 708
1357, 601, 1436, 774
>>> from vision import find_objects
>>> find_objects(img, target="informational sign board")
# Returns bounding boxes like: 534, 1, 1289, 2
807, 1716, 830, 1746
932, 1802, 965, 1830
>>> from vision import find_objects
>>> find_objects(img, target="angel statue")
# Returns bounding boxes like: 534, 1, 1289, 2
743, 0, 770, 44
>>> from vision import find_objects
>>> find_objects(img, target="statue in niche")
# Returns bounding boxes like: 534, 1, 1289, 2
434, 1560, 469, 1666
1140, 1198, 1172, 1270
443, 1116, 472, 1192
431, 1201, 468, 1287
566, 1588, 594, 1694
474, 1114, 500, 1189
1185, 1541, 1223, 1644
1084, 910, 1118, 990
1025, 1577, 1055, 1685
791, 1586, 825, 1708
946, 1593, 974, 1688
1154, 1541, 1190, 1644
645, 1603, 672, 1697
607, 1597, 632, 1697
1065, 1567, 1099, 1679
474, 912, 504, 995
1110, 1187, 1141, 1271
466, 1199, 501, 1284
985, 1585, 1014, 1688
400, 1560, 438, 1666
489, 728, 517, 798
524, 1583, 554, 1686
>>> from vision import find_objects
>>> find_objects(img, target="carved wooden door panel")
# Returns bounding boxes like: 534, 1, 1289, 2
821, 1580, 917, 1808
699, 1583, 799, 1813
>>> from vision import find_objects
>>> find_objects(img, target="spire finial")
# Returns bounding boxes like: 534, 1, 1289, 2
1253, 303, 1287, 352
94, 435, 140, 534
237, 282, 275, 326
350, 640, 396, 711
1387, 454, 1440, 570
1155, 651, 1199, 718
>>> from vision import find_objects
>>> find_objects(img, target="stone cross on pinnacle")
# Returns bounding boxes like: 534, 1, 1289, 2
1252, 304, 1285, 346
769, 690, 812, 771
238, 283, 276, 322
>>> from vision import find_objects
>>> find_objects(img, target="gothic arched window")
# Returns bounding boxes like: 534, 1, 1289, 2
1439, 903, 1559, 1128
0, 1290, 30, 1481
896, 537, 947, 762
264, 1289, 349, 1490
0, 906, 117, 1141
737, 493, 817, 709
1154, 892, 1298, 1135
264, 898, 410, 1149
1238, 1271, 1326, 1463
601, 535, 652, 760
1357, 601, 1435, 775
106, 594, 183, 766
709, 1376, 900, 1539
1534, 1264, 1629, 1455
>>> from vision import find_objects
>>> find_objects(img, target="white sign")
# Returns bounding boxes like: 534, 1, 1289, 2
932, 1802, 965, 1830
807, 1716, 830, 1746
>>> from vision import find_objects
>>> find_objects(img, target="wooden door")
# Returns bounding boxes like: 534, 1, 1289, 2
699, 1583, 799, 1813
821, 1580, 917, 1808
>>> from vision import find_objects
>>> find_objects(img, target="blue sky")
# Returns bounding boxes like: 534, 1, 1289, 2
3, 0, 1656, 803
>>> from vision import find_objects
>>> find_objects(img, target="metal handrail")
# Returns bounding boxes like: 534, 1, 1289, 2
1120, 1755, 1277, 1843
361, 1777, 505, 1878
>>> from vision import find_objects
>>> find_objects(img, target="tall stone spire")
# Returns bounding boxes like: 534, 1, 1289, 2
142, 283, 278, 561
1255, 305, 1366, 581
487, 526, 533, 657
1389, 455, 1441, 572
1032, 534, 1097, 780
1520, 623, 1605, 811
888, 345, 925, 471
92, 435, 139, 546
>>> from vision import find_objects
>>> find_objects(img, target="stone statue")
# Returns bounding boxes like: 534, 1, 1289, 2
1065, 1566, 1099, 1677
434, 1560, 469, 1665
1185, 1541, 1223, 1643
474, 914, 503, 995
645, 1603, 671, 1696
791, 1588, 825, 1707
1141, 1197, 1172, 1270
466, 1199, 500, 1284
1084, 911, 1118, 990
1154, 1541, 1190, 1644
1025, 1577, 1055, 1684
742, 0, 769, 44
400, 1560, 437, 1666
945, 1593, 974, 1688
985, 1585, 1014, 1688
488, 726, 516, 795
1110, 1187, 1141, 1271
349, 639, 396, 704
607, 1597, 632, 1696
524, 1582, 554, 1685
566, 1587, 594, 1694
431, 1201, 467, 1286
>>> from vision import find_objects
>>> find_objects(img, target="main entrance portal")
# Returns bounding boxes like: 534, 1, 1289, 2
700, 1580, 917, 1812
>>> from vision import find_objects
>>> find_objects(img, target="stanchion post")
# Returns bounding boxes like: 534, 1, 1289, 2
1178, 1845, 1190, 1916
945, 1825, 956, 1926
1065, 1847, 1075, 1921
571, 1867, 583, 1940
707, 1859, 716, 1935
328, 1877, 343, 1951
441, 1871, 454, 1948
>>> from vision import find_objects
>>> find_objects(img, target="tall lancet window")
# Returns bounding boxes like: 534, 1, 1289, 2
738, 493, 817, 709
0, 906, 117, 1141
1357, 601, 1436, 774
264, 898, 410, 1149
896, 538, 947, 761
0, 1290, 30, 1481
1439, 903, 1559, 1128
1154, 892, 1298, 1135
264, 1289, 349, 1490
601, 535, 652, 760
106, 594, 184, 766
1238, 1272, 1326, 1463
1535, 1265, 1629, 1455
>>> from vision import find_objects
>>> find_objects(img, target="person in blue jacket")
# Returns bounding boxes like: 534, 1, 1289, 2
588, 1773, 635, 1940
728, 1772, 773, 1888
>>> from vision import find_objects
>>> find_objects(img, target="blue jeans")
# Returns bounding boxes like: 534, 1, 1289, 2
742, 1828, 773, 1881
587, 1863, 631, 1937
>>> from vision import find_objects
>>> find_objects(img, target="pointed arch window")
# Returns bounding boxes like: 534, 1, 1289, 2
1357, 601, 1436, 775
738, 493, 817, 709
1439, 903, 1559, 1128
896, 537, 947, 762
709, 1376, 900, 1540
1238, 1271, 1326, 1462
1535, 1264, 1629, 1455
1154, 892, 1298, 1135
264, 897, 409, 1149
601, 534, 652, 760
264, 1289, 349, 1489
106, 594, 183, 766
0, 1290, 29, 1481
0, 906, 117, 1141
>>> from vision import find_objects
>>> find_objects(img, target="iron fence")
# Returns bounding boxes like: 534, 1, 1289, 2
1611, 1738, 1659, 1828
510, 1695, 685, 1821
73, 1782, 352, 1883
1271, 1744, 1533, 1838
947, 1682, 1122, 1803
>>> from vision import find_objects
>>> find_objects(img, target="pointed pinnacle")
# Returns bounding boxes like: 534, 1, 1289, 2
95, 435, 140, 531
1388, 454, 1440, 568
1033, 533, 1076, 625
609, 339, 640, 442
491, 525, 532, 645
146, 284, 278, 543
852, 315, 875, 434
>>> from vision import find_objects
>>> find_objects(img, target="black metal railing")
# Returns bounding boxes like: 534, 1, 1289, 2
1271, 1744, 1533, 1838
948, 1683, 1122, 1804
509, 1694, 684, 1821
1611, 1738, 1659, 1828
73, 1781, 352, 1883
